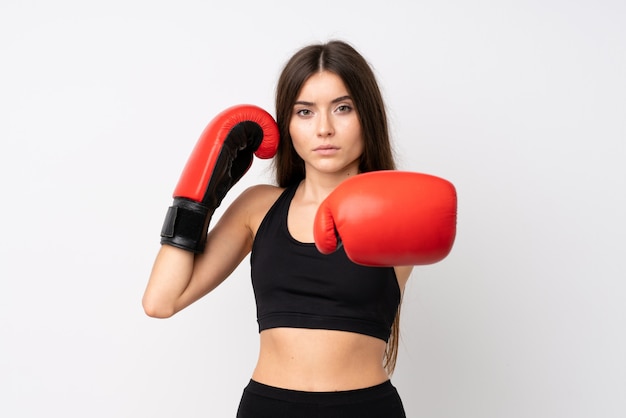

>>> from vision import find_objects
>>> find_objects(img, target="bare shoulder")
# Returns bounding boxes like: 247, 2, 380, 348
235, 184, 284, 211
239, 183, 284, 200
231, 184, 285, 235
394, 265, 414, 293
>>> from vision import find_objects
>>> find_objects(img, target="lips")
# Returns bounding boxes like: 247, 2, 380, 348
313, 144, 339, 156
314, 145, 339, 151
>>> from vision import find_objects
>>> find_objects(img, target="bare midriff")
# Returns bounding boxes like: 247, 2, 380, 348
251, 327, 389, 392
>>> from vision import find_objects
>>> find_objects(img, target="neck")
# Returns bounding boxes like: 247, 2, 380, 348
298, 169, 358, 204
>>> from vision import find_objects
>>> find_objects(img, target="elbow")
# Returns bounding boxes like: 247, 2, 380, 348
142, 296, 176, 319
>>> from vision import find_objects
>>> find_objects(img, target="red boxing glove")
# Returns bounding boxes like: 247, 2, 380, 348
160, 104, 279, 253
314, 171, 457, 266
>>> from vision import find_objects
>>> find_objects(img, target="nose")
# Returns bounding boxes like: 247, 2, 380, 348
317, 113, 334, 137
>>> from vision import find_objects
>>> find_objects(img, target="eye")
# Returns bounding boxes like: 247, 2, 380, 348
336, 104, 352, 113
296, 109, 312, 116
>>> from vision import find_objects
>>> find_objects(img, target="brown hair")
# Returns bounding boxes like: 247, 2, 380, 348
273, 40, 401, 374
274, 40, 396, 186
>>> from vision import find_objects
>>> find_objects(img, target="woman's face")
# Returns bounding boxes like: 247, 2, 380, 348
289, 71, 364, 177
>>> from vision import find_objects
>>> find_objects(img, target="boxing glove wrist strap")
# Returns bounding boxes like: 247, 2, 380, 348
160, 198, 214, 253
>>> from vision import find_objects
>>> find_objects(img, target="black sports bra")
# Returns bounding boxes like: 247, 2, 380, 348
250, 184, 401, 342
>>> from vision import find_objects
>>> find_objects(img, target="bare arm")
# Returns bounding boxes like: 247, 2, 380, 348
142, 186, 274, 318
393, 266, 414, 294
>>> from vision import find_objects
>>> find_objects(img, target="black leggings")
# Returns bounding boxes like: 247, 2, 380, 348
236, 379, 406, 418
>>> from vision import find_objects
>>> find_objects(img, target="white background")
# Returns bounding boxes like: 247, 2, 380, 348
1, 1, 625, 417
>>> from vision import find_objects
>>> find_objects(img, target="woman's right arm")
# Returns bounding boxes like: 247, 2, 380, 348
142, 186, 267, 318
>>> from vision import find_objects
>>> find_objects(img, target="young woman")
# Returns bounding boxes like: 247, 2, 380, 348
143, 40, 456, 417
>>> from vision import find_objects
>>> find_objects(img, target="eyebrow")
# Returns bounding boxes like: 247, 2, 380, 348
294, 95, 353, 106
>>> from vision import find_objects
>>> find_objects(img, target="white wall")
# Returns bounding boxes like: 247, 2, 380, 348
1, 1, 624, 417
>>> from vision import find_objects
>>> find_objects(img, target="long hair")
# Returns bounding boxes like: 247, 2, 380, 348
274, 40, 396, 187
273, 40, 402, 374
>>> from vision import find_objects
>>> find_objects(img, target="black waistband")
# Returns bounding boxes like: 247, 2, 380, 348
243, 379, 397, 406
